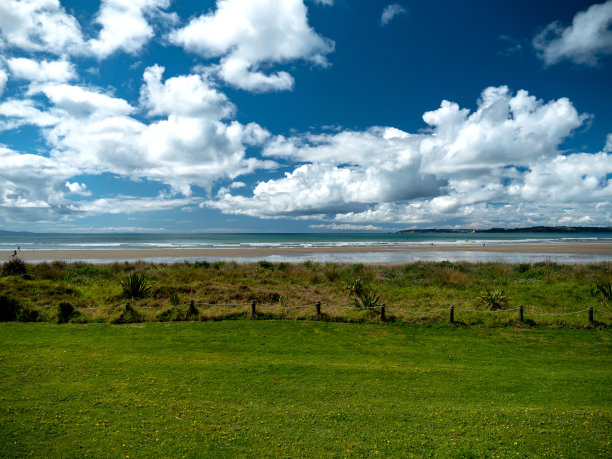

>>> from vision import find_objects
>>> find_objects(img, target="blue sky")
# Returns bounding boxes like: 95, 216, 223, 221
0, 0, 611, 233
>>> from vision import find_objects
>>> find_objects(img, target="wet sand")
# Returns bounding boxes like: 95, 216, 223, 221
11, 242, 612, 263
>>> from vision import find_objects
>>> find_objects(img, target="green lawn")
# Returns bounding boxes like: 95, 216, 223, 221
1, 321, 610, 457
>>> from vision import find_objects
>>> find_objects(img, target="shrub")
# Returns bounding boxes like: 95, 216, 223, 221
258, 260, 274, 270
0, 295, 21, 321
111, 303, 144, 324
351, 288, 381, 310
346, 278, 381, 310
17, 307, 40, 322
120, 272, 151, 299
193, 261, 210, 269
2, 257, 28, 277
478, 289, 508, 310
57, 301, 77, 323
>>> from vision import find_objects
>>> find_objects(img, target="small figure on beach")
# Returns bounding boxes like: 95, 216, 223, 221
12, 250, 17, 257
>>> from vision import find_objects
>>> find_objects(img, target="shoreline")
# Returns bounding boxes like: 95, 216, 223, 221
7, 242, 612, 263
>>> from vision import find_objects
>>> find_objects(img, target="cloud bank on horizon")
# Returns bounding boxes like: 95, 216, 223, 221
0, 0, 611, 232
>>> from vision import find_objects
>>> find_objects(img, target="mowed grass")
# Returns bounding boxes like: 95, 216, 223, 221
0, 321, 610, 457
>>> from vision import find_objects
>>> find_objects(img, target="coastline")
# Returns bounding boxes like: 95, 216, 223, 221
9, 242, 612, 263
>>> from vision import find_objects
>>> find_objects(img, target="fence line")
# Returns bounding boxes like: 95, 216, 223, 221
59, 302, 609, 320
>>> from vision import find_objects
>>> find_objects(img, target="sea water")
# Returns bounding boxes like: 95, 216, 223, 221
1, 232, 611, 263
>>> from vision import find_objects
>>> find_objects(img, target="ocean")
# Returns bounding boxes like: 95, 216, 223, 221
2, 232, 612, 263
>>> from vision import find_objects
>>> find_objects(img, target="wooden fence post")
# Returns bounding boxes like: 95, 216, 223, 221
588, 306, 594, 324
251, 301, 256, 318
449, 305, 454, 324
519, 305, 524, 323
380, 304, 386, 322
316, 301, 321, 317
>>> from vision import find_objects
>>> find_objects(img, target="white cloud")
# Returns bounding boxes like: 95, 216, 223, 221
206, 86, 601, 226
534, 0, 612, 66
0, 0, 85, 55
140, 64, 235, 118
605, 133, 612, 152
65, 181, 91, 196
0, 69, 7, 96
0, 67, 276, 221
88, 0, 173, 58
309, 223, 384, 231
168, 0, 334, 92
381, 4, 406, 26
0, 146, 79, 223
7, 57, 76, 83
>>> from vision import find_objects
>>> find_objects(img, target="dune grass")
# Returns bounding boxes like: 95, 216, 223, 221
1, 260, 611, 326
0, 321, 610, 457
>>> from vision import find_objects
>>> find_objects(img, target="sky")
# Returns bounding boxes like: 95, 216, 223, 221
0, 0, 611, 233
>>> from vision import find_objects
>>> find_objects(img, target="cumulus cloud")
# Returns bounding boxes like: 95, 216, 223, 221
381, 4, 406, 26
0, 0, 174, 59
0, 68, 7, 96
7, 57, 76, 83
534, 0, 612, 66
203, 86, 612, 226
140, 64, 235, 119
168, 0, 334, 92
0, 0, 85, 55
65, 181, 91, 196
0, 65, 278, 222
88, 0, 174, 58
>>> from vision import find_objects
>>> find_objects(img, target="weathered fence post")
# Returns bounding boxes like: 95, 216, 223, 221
380, 304, 386, 322
188, 300, 197, 316
588, 306, 594, 324
316, 301, 321, 318
251, 301, 256, 318
519, 305, 524, 323
449, 305, 454, 324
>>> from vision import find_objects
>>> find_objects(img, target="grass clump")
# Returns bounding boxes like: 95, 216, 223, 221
590, 279, 612, 310
120, 272, 150, 299
111, 303, 144, 324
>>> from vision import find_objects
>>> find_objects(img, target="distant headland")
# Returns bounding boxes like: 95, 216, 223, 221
398, 226, 612, 234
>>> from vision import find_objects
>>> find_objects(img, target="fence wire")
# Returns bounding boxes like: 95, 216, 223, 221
35, 302, 606, 319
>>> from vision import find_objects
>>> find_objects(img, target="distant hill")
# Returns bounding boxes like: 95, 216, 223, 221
398, 226, 612, 234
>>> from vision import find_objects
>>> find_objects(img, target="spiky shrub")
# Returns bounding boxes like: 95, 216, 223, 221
346, 278, 381, 310
351, 288, 381, 310
345, 278, 367, 297
120, 272, 151, 299
2, 257, 28, 277
478, 289, 508, 310
590, 280, 612, 310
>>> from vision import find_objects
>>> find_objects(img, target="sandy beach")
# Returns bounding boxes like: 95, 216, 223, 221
10, 242, 612, 263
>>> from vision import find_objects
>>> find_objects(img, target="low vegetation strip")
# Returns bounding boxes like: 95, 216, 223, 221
0, 259, 611, 327
0, 322, 610, 457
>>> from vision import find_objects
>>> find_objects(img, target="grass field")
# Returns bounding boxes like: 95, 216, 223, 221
1, 321, 610, 457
